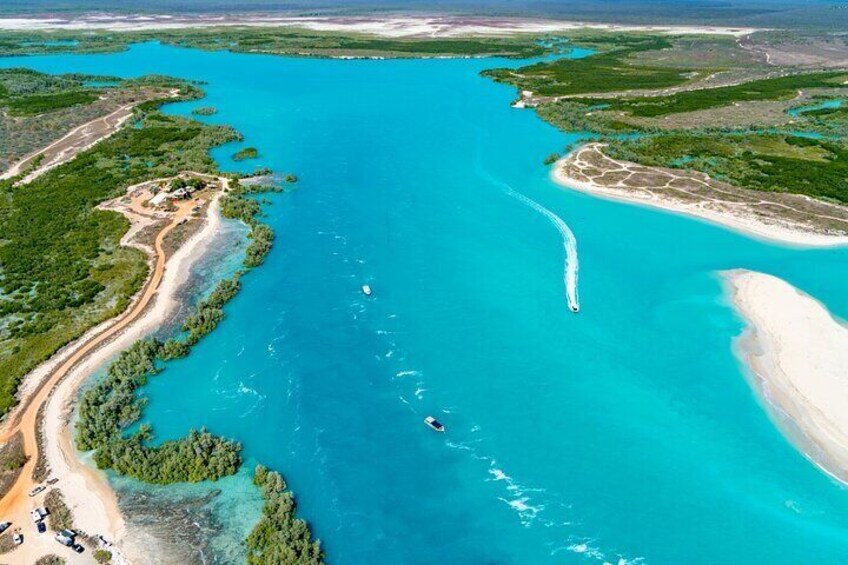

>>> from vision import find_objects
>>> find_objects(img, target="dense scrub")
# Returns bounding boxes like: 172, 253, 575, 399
0, 89, 237, 413
593, 71, 848, 117
35, 556, 65, 565
0, 28, 547, 59
221, 178, 277, 268
44, 489, 74, 532
483, 34, 700, 96
247, 465, 324, 565
0, 432, 26, 499
233, 146, 260, 161
5, 90, 99, 116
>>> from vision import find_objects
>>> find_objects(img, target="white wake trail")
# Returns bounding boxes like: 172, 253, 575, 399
505, 186, 580, 313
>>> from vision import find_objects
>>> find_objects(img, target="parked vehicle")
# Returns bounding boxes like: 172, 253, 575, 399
55, 529, 76, 547
13, 533, 22, 545
0, 522, 10, 534
37, 521, 46, 533
28, 485, 45, 497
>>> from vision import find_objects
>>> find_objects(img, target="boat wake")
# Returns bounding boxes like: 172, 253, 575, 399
504, 186, 580, 313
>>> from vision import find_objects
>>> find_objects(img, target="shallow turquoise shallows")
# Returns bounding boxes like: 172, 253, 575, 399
6, 43, 848, 565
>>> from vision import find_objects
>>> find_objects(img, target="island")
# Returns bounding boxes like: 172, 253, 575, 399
726, 270, 848, 482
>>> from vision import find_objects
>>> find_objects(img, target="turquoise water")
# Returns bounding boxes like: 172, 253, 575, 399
788, 98, 843, 117
5, 43, 848, 564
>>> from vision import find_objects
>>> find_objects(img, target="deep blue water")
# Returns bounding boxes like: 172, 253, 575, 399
5, 43, 848, 564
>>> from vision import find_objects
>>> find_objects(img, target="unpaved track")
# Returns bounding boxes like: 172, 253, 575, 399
1, 103, 136, 182
0, 201, 193, 562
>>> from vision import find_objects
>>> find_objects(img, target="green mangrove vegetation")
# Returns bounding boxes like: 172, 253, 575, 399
192, 105, 218, 116
247, 465, 324, 565
485, 31, 848, 204
588, 71, 848, 117
233, 146, 260, 161
483, 34, 703, 97
221, 178, 276, 268
75, 316, 242, 483
0, 27, 548, 59
0, 81, 239, 414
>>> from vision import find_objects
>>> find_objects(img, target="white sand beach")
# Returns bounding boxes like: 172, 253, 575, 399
0, 190, 225, 564
44, 195, 224, 563
552, 145, 848, 248
726, 270, 848, 483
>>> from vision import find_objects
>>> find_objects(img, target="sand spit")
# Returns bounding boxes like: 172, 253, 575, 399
552, 143, 848, 248
726, 270, 848, 483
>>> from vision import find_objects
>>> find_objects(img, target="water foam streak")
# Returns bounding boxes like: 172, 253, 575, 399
505, 186, 580, 313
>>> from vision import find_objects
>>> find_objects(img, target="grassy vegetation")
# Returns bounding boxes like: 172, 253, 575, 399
482, 32, 848, 204
247, 465, 324, 565
0, 82, 237, 414
0, 68, 117, 116
0, 69, 204, 170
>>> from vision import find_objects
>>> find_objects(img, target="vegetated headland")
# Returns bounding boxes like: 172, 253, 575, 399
0, 66, 319, 563
483, 30, 848, 245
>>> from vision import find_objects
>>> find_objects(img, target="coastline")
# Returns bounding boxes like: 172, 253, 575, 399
48, 194, 225, 562
725, 270, 848, 484
551, 146, 848, 249
0, 192, 225, 563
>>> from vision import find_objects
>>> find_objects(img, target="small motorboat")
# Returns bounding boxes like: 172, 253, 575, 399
424, 416, 445, 432
361, 284, 372, 296
570, 304, 579, 314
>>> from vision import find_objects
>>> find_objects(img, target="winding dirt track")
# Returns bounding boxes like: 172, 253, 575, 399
0, 202, 191, 539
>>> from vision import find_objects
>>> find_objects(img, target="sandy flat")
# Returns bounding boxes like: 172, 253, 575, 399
726, 270, 848, 483
0, 14, 760, 37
